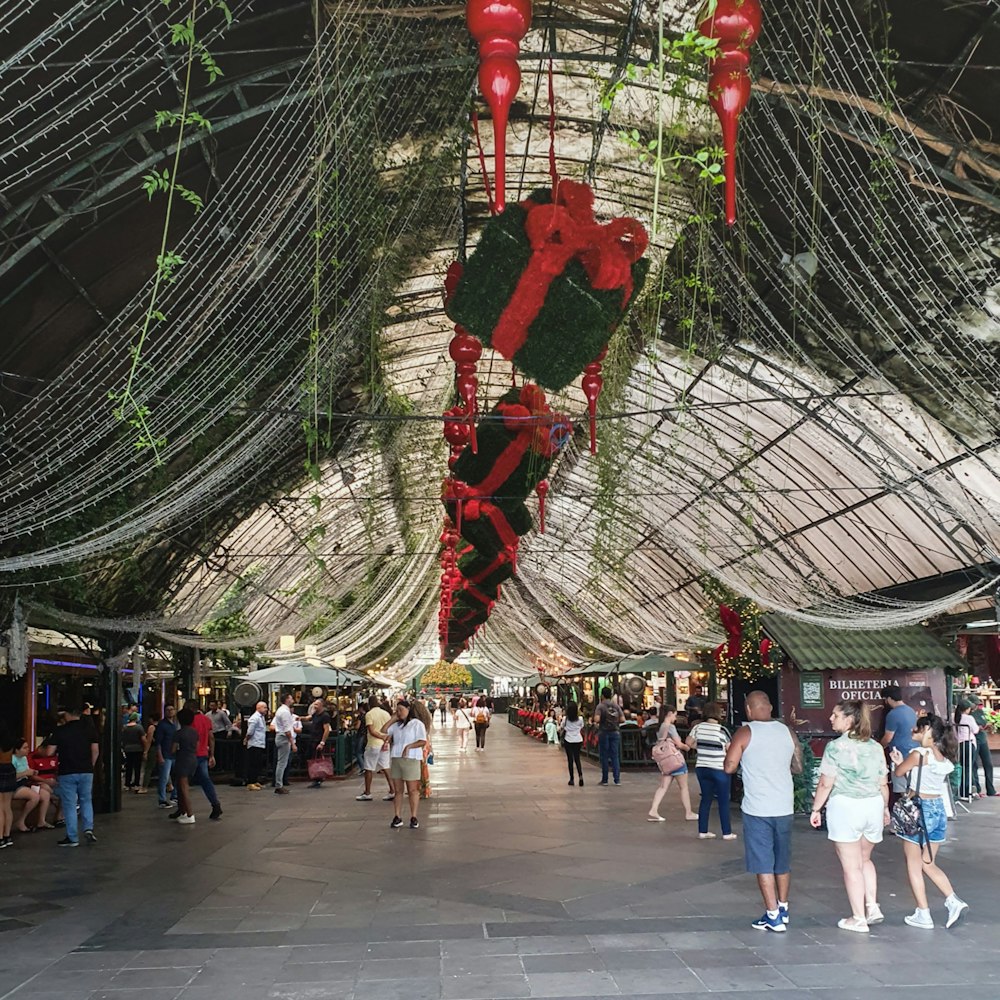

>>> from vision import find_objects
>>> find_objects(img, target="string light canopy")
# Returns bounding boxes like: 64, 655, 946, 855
1, 0, 998, 673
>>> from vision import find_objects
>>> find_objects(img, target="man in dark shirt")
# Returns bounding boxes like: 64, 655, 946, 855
41, 706, 99, 847
302, 699, 333, 789
592, 687, 624, 785
155, 705, 179, 807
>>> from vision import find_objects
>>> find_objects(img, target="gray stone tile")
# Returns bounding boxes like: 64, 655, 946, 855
352, 981, 441, 1000
49, 952, 138, 972
441, 955, 525, 977
513, 937, 595, 956
358, 956, 442, 980
267, 985, 354, 1000
521, 953, 607, 974
108, 968, 200, 988
610, 969, 708, 995
687, 965, 796, 992
675, 947, 768, 968
276, 960, 358, 983
125, 950, 218, 969
89, 992, 185, 1000
440, 973, 530, 999
441, 940, 519, 959
588, 934, 666, 952
364, 940, 442, 959
599, 950, 686, 972
526, 971, 619, 997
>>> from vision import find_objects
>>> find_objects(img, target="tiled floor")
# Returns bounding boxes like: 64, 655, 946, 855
2, 720, 999, 999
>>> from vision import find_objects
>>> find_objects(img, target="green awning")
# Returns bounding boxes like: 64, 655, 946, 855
761, 614, 966, 672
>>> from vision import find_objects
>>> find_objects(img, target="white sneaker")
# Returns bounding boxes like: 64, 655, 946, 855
177, 814, 196, 825
837, 917, 870, 934
355, 793, 373, 801
904, 909, 934, 929
945, 896, 968, 929
698, 832, 717, 839
866, 903, 884, 925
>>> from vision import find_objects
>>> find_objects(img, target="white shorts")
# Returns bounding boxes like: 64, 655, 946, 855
826, 794, 885, 844
363, 746, 390, 771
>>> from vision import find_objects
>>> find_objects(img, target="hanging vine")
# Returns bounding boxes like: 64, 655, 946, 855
110, 0, 232, 460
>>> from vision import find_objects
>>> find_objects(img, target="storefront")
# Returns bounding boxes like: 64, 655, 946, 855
762, 614, 964, 753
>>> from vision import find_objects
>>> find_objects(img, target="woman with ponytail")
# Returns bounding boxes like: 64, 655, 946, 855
890, 714, 967, 930
810, 701, 889, 933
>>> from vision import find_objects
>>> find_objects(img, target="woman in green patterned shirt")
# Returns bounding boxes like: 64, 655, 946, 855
809, 701, 889, 934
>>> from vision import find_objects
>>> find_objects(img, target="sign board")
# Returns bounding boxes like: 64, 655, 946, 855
780, 667, 946, 738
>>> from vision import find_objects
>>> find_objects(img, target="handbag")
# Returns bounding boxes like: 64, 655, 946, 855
651, 739, 685, 775
890, 752, 925, 839
307, 753, 334, 781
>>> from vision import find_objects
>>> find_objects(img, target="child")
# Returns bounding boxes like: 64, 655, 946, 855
544, 711, 559, 745
890, 714, 968, 929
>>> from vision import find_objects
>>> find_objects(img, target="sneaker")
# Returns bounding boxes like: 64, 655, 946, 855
578, 779, 584, 786
837, 916, 870, 934
568, 780, 575, 786
356, 793, 373, 801
0, 837, 10, 849
866, 903, 884, 925
698, 832, 717, 839
722, 833, 738, 841
599, 780, 608, 785
308, 781, 323, 789
945, 896, 968, 929
84, 829, 97, 844
409, 817, 419, 829
178, 814, 196, 825
274, 786, 289, 794
779, 904, 789, 925
168, 809, 181, 820
904, 909, 934, 930
158, 801, 170, 809
751, 912, 786, 933
390, 816, 403, 829
246, 783, 262, 791
382, 794, 396, 801
209, 805, 223, 821
57, 837, 79, 847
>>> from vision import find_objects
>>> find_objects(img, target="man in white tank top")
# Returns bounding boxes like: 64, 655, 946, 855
725, 692, 803, 934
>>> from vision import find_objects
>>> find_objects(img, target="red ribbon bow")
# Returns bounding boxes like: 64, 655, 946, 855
491, 180, 648, 360
719, 603, 743, 660
495, 383, 571, 463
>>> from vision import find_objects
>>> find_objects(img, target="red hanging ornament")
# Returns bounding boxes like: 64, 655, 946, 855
699, 0, 762, 226
535, 479, 549, 533
449, 326, 482, 453
443, 405, 470, 468
581, 346, 607, 454
466, 0, 532, 213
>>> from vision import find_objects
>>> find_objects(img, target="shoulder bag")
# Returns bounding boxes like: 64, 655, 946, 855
890, 751, 930, 860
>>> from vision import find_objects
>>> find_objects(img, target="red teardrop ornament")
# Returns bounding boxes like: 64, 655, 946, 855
466, 0, 532, 213
535, 479, 549, 533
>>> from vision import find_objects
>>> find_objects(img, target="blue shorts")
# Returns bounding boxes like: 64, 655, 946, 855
899, 797, 948, 845
670, 763, 688, 775
743, 813, 793, 875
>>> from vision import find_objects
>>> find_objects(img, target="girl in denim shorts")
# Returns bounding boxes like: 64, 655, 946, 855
890, 714, 967, 931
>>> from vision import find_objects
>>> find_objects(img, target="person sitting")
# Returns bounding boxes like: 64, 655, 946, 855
12, 738, 56, 831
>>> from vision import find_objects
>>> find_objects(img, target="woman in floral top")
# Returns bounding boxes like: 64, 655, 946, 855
809, 701, 889, 934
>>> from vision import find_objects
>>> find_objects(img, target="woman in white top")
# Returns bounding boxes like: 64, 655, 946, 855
454, 697, 473, 752
648, 705, 697, 822
377, 700, 427, 829
890, 714, 967, 930
559, 702, 586, 786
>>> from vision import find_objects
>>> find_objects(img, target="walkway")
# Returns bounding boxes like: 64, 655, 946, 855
2, 719, 999, 999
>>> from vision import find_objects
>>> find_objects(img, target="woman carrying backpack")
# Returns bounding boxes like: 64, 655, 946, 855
648, 704, 697, 822
473, 699, 491, 751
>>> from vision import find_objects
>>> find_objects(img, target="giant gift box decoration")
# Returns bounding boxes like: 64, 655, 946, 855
446, 181, 649, 392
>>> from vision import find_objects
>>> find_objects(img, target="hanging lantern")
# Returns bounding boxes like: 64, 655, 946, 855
699, 0, 763, 226
466, 0, 532, 213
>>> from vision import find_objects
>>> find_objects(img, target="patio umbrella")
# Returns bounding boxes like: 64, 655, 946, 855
617, 652, 694, 674
239, 662, 367, 688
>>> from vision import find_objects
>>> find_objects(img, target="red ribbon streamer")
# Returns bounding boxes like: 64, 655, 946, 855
490, 180, 648, 360
719, 603, 743, 660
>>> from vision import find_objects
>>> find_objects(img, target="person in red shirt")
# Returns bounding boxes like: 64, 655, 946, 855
171, 700, 222, 821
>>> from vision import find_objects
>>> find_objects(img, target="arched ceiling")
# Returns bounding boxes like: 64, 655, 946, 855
2, 0, 999, 677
